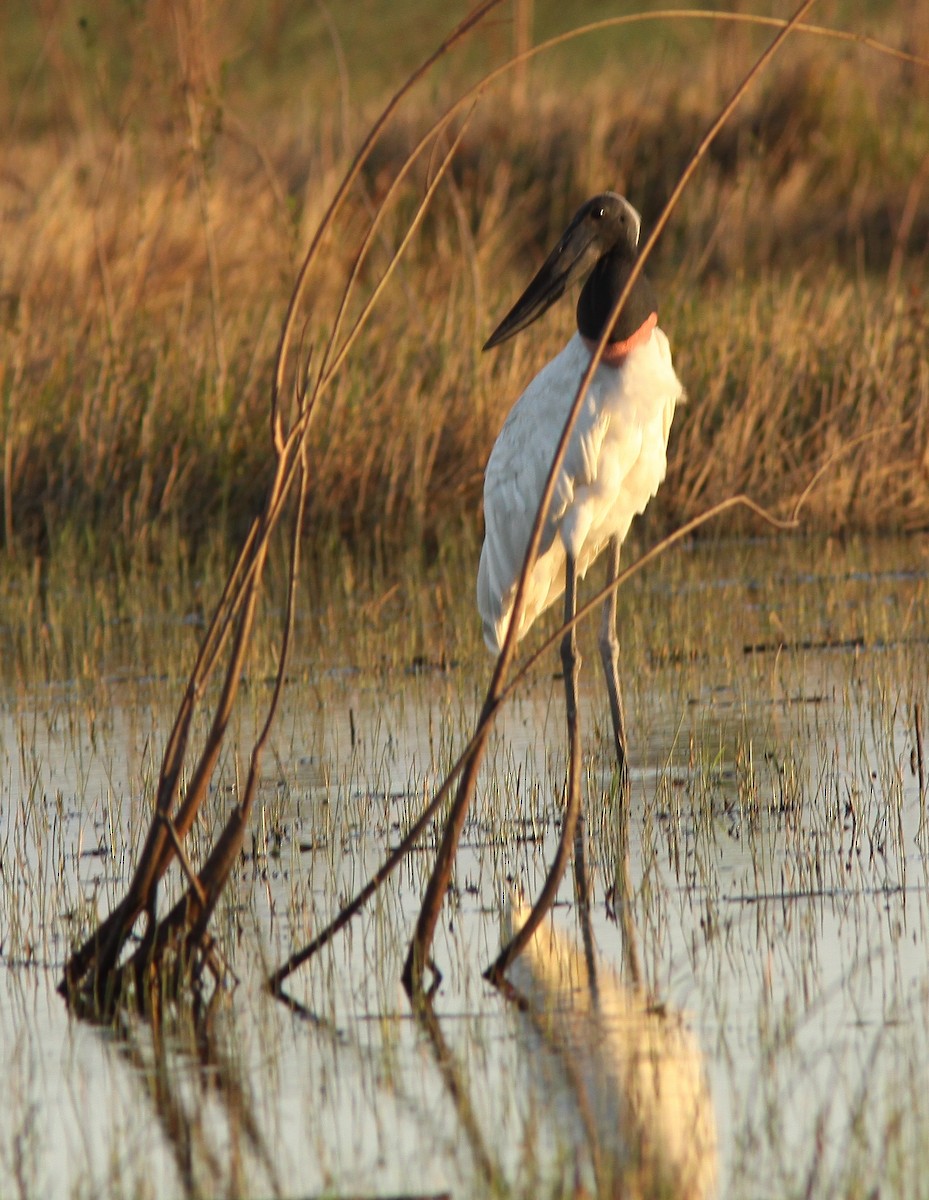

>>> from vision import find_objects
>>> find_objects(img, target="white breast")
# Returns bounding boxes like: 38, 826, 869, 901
477, 330, 684, 652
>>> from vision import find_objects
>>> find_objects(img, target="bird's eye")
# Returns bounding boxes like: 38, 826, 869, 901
591, 207, 604, 221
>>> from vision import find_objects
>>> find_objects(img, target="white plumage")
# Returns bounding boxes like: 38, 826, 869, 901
478, 328, 683, 652
477, 191, 683, 776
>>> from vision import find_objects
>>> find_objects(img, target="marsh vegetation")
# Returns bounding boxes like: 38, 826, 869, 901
1, 1, 929, 1197
2, 1, 927, 562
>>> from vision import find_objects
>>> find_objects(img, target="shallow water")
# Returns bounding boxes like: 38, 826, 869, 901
2, 536, 928, 1198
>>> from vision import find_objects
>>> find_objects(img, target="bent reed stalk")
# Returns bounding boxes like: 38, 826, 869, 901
56, 1, 928, 1016
59, 1, 505, 1016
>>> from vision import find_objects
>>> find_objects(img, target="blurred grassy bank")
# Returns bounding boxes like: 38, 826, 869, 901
1, 0, 927, 583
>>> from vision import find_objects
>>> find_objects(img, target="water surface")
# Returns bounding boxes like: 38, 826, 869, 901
2, 535, 928, 1198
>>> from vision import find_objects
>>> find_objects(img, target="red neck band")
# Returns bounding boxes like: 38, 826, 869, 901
582, 311, 657, 366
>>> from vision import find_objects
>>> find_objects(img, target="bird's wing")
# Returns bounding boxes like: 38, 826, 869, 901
478, 339, 610, 645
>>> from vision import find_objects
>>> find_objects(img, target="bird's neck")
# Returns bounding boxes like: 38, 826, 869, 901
581, 312, 657, 364
576, 251, 658, 358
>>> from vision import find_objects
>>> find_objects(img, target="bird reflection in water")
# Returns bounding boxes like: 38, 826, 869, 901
507, 902, 717, 1200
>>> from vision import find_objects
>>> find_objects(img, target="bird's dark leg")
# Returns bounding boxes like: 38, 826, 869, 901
599, 535, 629, 794
561, 555, 589, 937
598, 536, 641, 986
561, 552, 581, 737
484, 553, 586, 984
574, 793, 599, 1003
564, 559, 599, 999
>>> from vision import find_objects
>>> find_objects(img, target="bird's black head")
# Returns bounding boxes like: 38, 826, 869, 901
567, 191, 642, 262
483, 192, 645, 350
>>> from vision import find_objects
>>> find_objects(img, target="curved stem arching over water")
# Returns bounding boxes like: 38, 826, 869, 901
58, 0, 925, 1016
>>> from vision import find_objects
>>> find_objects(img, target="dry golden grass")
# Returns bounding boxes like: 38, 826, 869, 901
2, 2, 928, 565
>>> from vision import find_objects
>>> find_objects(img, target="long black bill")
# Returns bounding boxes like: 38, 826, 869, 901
483, 217, 603, 351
